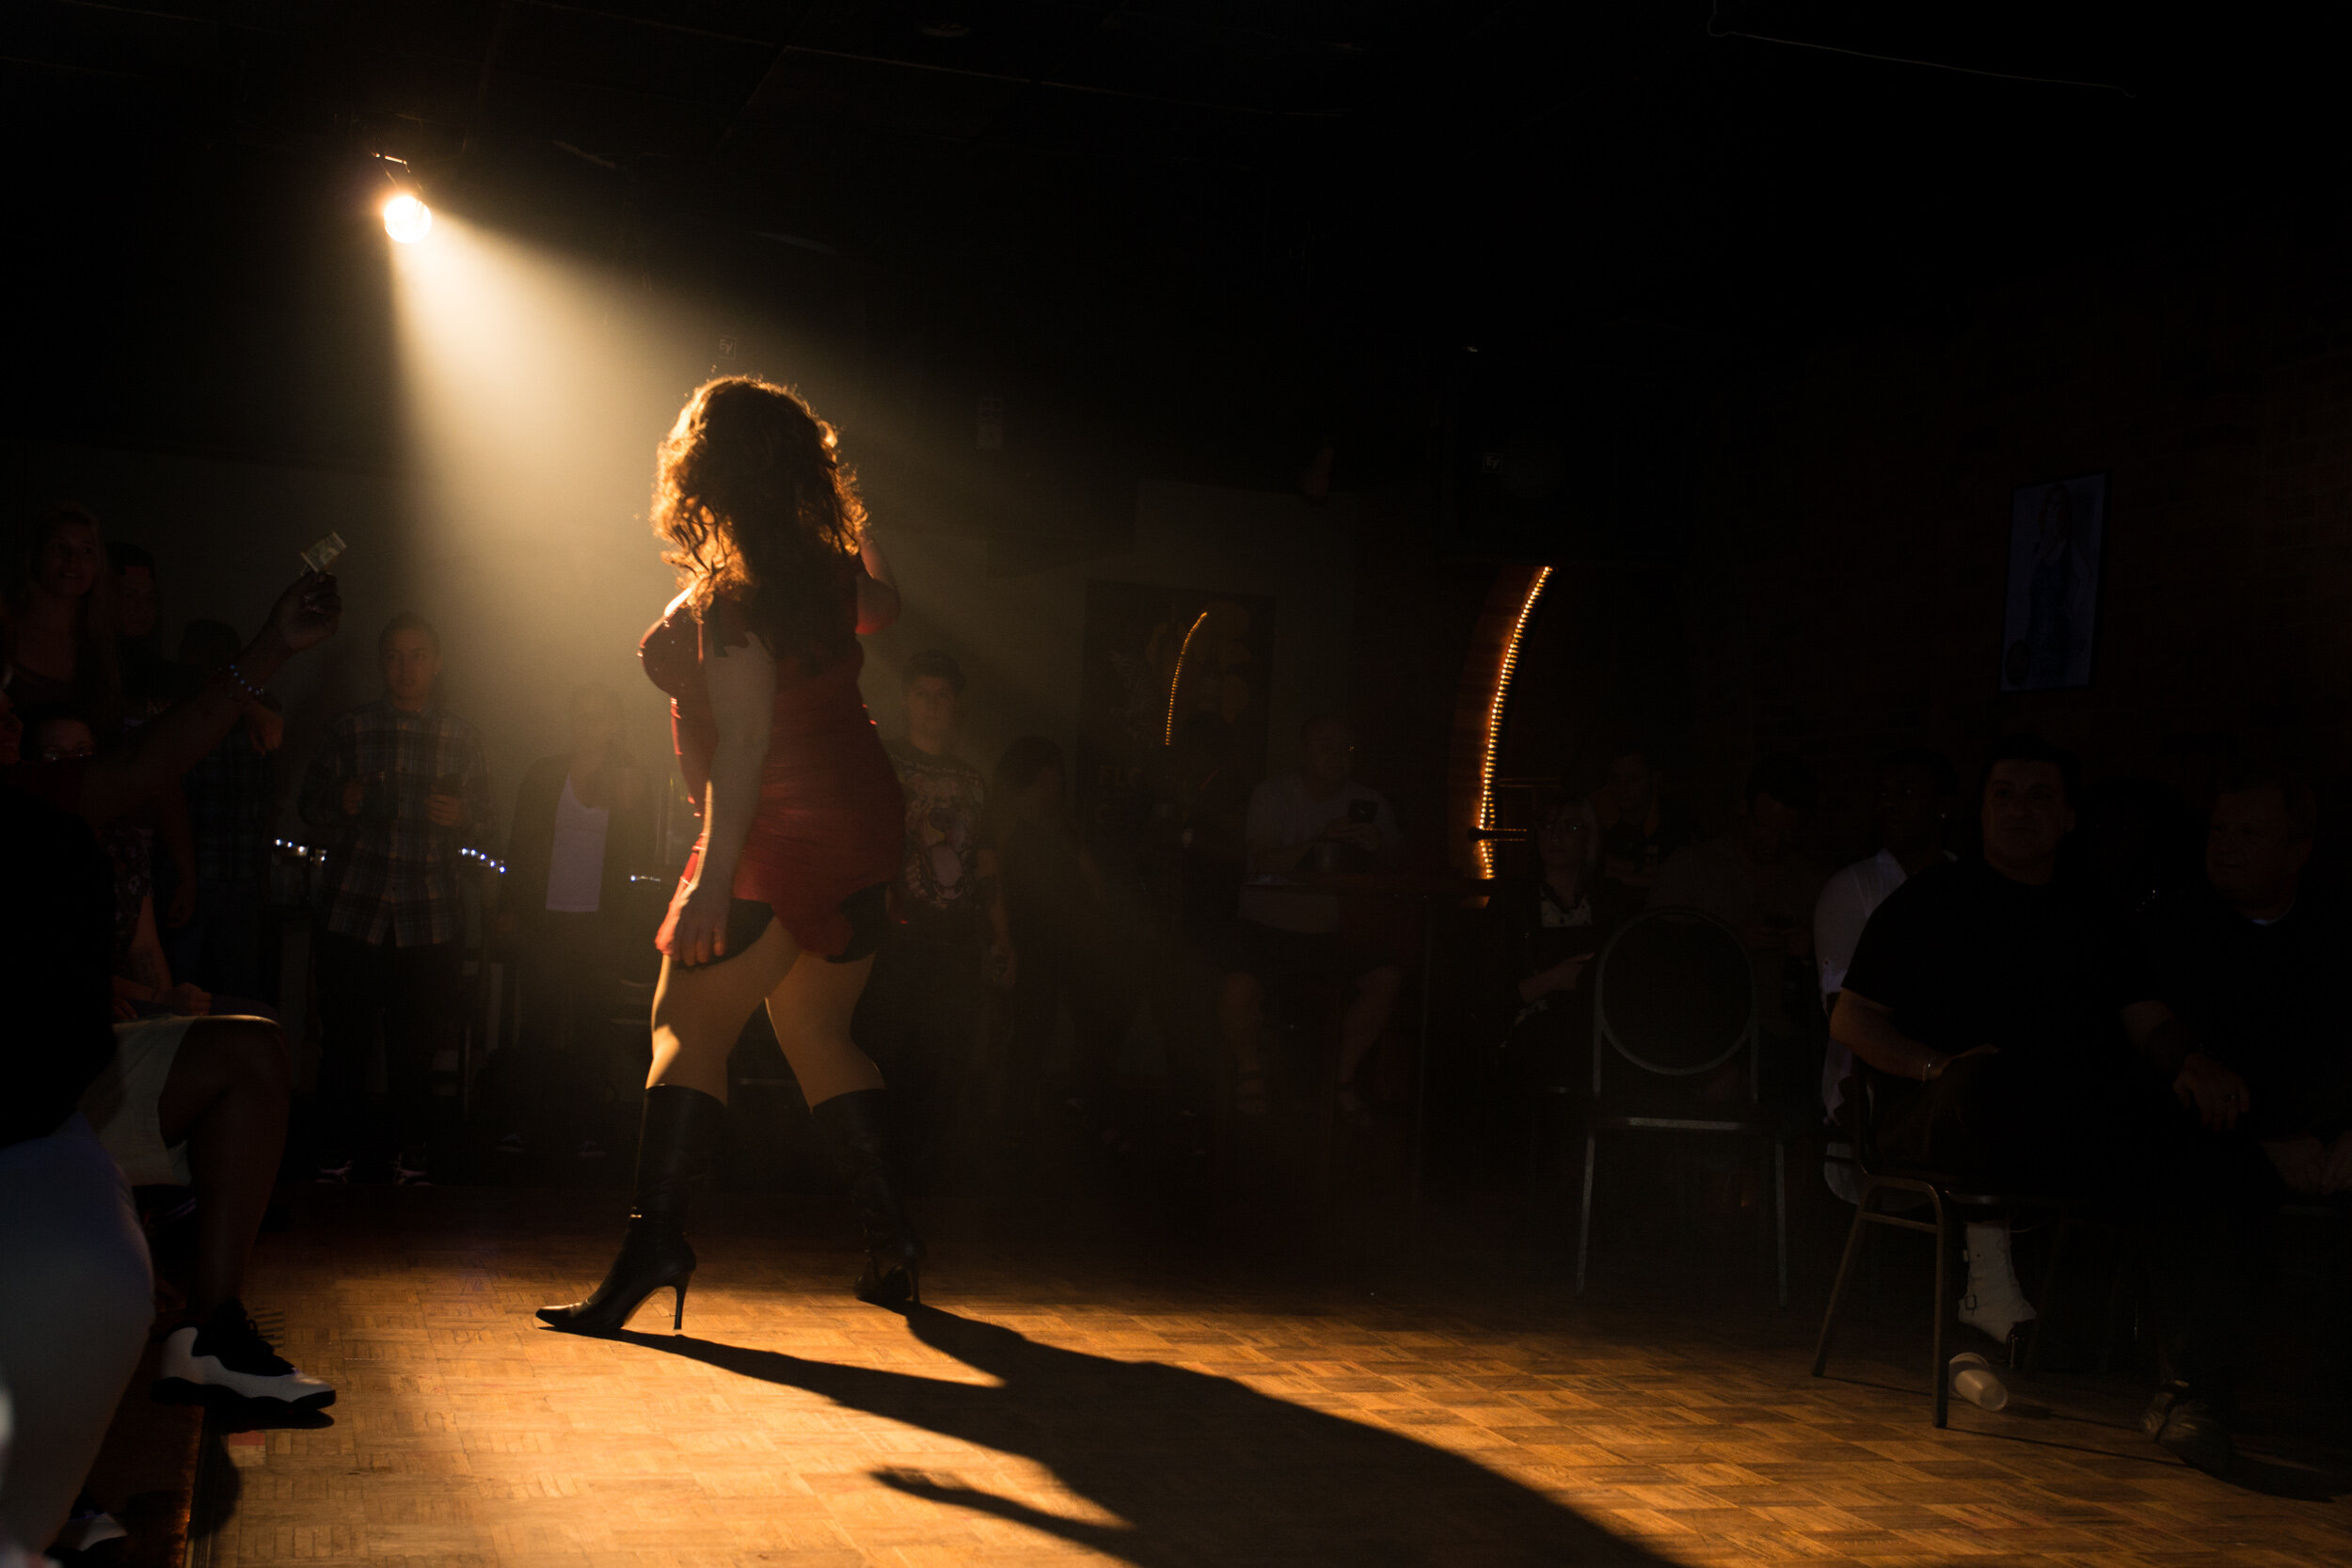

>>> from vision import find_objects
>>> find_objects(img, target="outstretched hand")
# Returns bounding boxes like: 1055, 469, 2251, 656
268, 570, 342, 652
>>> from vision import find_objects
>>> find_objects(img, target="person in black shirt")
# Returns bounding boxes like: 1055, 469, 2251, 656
2139, 768, 2352, 1422
1833, 736, 2248, 1473
1479, 794, 1613, 1178
2143, 768, 2350, 1184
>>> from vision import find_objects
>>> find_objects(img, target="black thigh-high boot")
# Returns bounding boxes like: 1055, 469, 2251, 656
537, 1085, 724, 1334
810, 1088, 925, 1307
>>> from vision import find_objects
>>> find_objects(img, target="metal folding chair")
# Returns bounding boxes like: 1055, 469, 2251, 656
1575, 906, 1788, 1307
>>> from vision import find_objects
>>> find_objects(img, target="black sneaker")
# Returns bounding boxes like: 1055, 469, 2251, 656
154, 1300, 335, 1410
314, 1152, 354, 1184
2143, 1383, 2233, 1475
391, 1148, 433, 1187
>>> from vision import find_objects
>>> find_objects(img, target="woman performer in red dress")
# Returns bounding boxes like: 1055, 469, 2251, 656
540, 377, 918, 1334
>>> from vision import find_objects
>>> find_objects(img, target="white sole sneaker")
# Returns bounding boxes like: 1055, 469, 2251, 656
152, 1324, 337, 1410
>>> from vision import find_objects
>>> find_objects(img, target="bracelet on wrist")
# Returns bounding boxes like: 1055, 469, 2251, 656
223, 661, 268, 704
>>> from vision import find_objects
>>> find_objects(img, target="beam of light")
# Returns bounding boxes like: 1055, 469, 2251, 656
383, 193, 434, 244
1476, 565, 1552, 877
387, 211, 716, 814
1163, 609, 1210, 745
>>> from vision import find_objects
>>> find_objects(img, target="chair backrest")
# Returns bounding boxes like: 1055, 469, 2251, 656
1590, 906, 1757, 1096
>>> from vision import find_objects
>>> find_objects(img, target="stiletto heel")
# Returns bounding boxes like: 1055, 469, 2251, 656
539, 1086, 723, 1336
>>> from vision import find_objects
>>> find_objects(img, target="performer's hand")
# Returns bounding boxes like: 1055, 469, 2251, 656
666, 879, 735, 966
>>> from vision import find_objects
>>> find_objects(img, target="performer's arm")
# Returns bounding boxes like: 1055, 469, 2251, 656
663, 620, 776, 964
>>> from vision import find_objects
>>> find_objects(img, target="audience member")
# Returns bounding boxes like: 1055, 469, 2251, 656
297, 611, 494, 1185
17, 707, 223, 1018
108, 541, 199, 936
1154, 710, 1253, 951
855, 649, 1011, 1174
495, 684, 654, 1164
1591, 742, 1693, 924
1481, 794, 1611, 1169
1813, 749, 1956, 1130
1, 504, 124, 736
0, 568, 339, 1551
164, 620, 283, 1000
19, 706, 323, 1407
988, 736, 1131, 1147
1649, 752, 1826, 1056
1217, 715, 1402, 1122
2139, 768, 2352, 1418
1832, 735, 2249, 1470
105, 541, 172, 718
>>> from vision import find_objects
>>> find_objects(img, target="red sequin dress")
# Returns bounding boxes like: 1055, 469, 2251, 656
639, 577, 903, 958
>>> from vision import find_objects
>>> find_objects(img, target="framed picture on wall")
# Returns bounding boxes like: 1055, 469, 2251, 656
1999, 471, 2107, 691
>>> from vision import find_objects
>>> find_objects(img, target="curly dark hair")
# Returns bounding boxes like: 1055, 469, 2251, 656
652, 376, 866, 669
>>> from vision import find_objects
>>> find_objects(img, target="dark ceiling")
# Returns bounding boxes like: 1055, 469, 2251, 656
3, 2, 2334, 500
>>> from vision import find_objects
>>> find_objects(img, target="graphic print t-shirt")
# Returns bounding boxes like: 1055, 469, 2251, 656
886, 736, 986, 939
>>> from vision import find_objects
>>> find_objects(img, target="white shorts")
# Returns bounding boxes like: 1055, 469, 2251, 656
81, 1015, 199, 1187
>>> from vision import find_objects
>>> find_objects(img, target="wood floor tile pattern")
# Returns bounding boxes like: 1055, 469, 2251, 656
203, 1189, 2351, 1566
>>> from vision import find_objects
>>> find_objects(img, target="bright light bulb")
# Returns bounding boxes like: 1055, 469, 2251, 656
383, 193, 433, 244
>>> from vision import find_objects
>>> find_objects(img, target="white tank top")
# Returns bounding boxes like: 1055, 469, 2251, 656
544, 772, 611, 914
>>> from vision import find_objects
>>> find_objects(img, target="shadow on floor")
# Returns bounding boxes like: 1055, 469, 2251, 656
617, 1306, 1663, 1566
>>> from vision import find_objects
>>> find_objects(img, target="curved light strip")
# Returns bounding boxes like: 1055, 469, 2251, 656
1164, 609, 1212, 745
1477, 566, 1553, 876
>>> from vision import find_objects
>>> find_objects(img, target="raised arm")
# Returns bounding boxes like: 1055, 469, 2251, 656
82, 573, 341, 828
662, 620, 776, 963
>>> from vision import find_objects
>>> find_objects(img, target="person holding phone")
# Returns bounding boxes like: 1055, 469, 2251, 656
1216, 715, 1403, 1122
297, 610, 495, 1187
539, 375, 915, 1337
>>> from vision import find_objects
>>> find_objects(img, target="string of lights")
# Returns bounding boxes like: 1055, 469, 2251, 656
1163, 609, 1212, 746
1476, 565, 1553, 878
273, 837, 508, 876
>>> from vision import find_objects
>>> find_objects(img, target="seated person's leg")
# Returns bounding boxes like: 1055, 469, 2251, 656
1875, 1051, 2054, 1343
1336, 962, 1403, 1099
0, 1118, 152, 1554
155, 1017, 290, 1320
144, 1016, 333, 1408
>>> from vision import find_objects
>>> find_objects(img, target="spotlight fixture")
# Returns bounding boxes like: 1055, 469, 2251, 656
372, 153, 433, 244
383, 192, 433, 244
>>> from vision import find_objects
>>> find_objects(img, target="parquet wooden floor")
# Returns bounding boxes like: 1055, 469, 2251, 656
195, 1186, 2352, 1567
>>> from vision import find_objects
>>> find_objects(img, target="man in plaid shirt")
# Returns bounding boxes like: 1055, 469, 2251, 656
299, 611, 495, 1182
